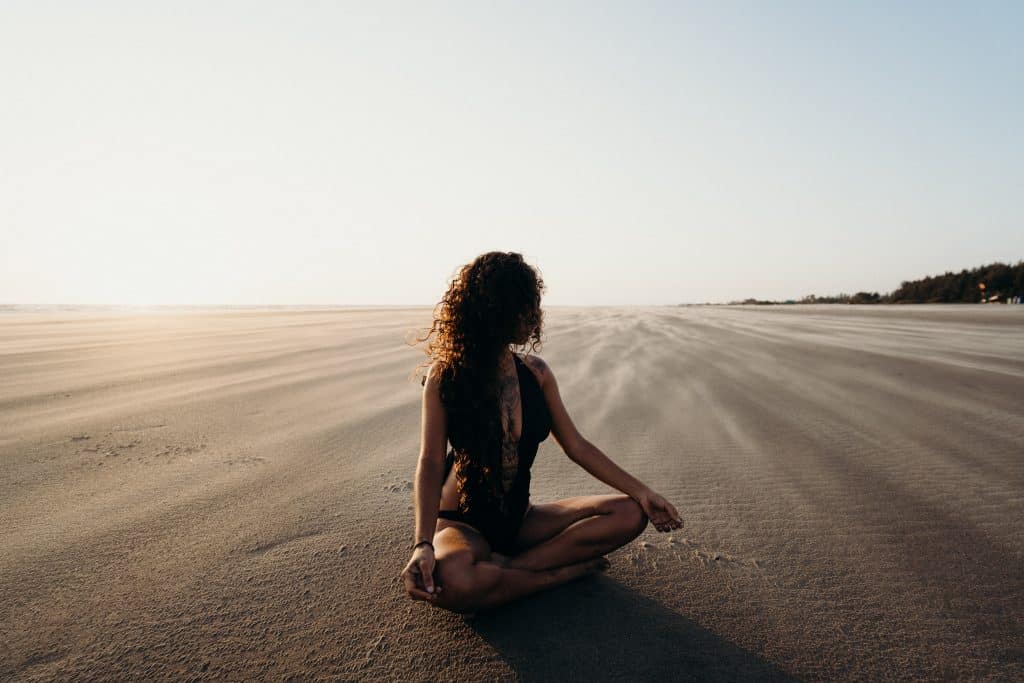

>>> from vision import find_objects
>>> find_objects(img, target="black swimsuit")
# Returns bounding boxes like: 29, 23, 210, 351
437, 354, 552, 554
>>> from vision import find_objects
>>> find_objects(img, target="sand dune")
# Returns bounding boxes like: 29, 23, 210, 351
1, 304, 1022, 681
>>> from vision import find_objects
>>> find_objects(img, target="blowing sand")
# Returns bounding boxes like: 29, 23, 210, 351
1, 304, 1022, 681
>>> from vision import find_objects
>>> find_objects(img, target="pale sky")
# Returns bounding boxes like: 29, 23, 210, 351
2, 2, 1021, 305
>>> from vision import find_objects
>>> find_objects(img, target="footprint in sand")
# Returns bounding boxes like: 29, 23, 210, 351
635, 536, 772, 584
223, 455, 267, 467
111, 424, 168, 433
68, 434, 211, 467
154, 443, 209, 458
246, 529, 324, 556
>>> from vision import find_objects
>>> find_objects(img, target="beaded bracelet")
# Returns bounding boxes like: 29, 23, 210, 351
412, 540, 434, 552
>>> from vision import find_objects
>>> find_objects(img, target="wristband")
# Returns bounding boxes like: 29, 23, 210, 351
412, 540, 434, 552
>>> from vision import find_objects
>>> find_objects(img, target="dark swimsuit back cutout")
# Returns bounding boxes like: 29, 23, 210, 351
438, 353, 552, 554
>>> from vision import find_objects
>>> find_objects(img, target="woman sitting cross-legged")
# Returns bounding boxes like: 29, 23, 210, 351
402, 251, 683, 615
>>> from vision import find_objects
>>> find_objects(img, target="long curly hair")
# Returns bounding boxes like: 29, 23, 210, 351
407, 251, 546, 517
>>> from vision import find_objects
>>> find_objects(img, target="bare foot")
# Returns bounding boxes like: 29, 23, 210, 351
551, 555, 610, 581
459, 556, 610, 619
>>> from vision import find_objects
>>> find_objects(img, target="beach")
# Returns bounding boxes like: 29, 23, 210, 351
1, 304, 1022, 681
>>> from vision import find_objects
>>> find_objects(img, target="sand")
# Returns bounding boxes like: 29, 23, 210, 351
1, 304, 1022, 681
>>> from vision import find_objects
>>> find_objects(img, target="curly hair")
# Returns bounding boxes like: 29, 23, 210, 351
407, 251, 546, 517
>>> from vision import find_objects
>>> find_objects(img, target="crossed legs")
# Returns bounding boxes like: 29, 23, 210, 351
428, 494, 648, 614
505, 494, 649, 571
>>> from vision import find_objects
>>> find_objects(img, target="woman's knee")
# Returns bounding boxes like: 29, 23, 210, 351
610, 495, 648, 539
430, 550, 478, 612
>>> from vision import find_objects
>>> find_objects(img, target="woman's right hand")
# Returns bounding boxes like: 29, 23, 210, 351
401, 546, 442, 602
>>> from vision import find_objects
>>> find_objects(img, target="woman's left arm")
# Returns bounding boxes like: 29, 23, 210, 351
532, 357, 683, 533
571, 439, 683, 532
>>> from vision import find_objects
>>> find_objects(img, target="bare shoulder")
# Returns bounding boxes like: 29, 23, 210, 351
422, 360, 444, 388
516, 353, 550, 388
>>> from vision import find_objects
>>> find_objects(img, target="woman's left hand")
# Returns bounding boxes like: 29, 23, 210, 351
637, 489, 683, 533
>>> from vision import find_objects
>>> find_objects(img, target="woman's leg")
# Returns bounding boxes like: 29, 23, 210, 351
504, 494, 648, 572
429, 520, 608, 614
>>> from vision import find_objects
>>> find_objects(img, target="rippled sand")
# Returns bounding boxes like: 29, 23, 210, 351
2, 305, 1022, 681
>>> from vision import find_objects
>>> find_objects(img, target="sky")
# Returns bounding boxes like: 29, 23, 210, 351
1, 1, 1021, 305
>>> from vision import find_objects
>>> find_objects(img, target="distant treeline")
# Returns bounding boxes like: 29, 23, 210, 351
730, 261, 1024, 305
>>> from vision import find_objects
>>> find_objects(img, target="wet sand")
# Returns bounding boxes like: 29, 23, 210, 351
1, 304, 1022, 681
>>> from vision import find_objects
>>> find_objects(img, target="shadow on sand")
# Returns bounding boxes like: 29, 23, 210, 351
469, 575, 798, 681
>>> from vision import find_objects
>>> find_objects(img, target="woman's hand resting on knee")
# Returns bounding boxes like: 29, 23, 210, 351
401, 545, 444, 602
637, 488, 683, 533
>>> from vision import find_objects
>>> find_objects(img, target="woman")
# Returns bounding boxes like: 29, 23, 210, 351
402, 251, 683, 614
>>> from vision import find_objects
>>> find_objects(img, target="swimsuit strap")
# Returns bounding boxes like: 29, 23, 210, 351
513, 353, 529, 429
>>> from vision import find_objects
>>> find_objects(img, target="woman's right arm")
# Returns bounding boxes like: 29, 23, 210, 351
413, 361, 447, 547
402, 362, 447, 601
